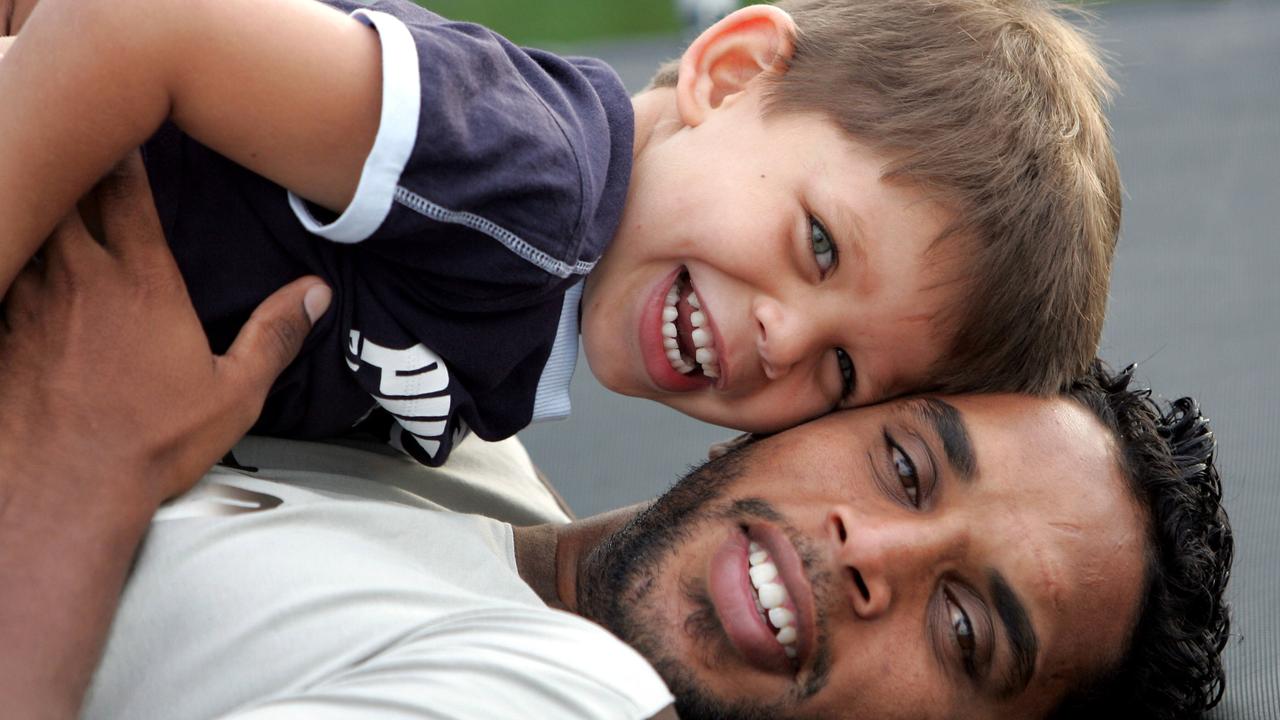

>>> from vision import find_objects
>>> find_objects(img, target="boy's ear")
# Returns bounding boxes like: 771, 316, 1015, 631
676, 5, 797, 127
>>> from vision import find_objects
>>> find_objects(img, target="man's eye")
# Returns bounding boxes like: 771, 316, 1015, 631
945, 590, 978, 676
891, 442, 920, 506
809, 215, 837, 276
834, 347, 855, 401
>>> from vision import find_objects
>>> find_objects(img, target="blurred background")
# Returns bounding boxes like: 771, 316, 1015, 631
421, 0, 728, 44
426, 0, 1277, 715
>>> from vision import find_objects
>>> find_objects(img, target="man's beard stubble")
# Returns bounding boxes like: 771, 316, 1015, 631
576, 442, 832, 720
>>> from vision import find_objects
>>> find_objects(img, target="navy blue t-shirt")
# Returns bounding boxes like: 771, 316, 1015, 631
142, 0, 634, 466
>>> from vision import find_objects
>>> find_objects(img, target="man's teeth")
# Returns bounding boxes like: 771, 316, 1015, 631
748, 541, 799, 659
662, 281, 721, 378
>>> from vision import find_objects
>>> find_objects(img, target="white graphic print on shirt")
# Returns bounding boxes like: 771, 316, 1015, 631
346, 329, 453, 459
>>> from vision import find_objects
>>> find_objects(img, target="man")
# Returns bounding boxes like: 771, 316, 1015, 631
78, 366, 1234, 720
0, 164, 1232, 718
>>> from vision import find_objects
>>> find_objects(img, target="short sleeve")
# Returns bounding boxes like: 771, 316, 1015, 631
287, 8, 421, 244
289, 0, 635, 301
272, 0, 635, 466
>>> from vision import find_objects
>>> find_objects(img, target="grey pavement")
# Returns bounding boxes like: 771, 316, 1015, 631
518, 1, 1280, 715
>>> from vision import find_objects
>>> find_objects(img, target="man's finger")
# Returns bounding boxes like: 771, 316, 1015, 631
220, 277, 331, 406
43, 205, 106, 275
708, 432, 756, 461
3, 262, 42, 332
92, 152, 166, 259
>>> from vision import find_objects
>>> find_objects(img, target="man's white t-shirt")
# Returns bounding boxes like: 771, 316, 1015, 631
79, 440, 672, 719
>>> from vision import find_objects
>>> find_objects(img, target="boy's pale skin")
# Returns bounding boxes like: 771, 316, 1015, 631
587, 8, 956, 430
0, 0, 958, 434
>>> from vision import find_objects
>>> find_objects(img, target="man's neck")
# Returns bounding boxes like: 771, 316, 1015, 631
513, 502, 651, 613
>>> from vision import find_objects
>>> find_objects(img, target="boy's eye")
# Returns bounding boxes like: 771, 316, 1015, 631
809, 215, 837, 276
835, 347, 855, 402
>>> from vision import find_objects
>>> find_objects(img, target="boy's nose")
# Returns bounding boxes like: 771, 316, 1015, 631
752, 296, 815, 380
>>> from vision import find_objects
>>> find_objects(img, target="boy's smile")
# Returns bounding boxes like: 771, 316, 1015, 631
582, 81, 959, 433
641, 266, 725, 391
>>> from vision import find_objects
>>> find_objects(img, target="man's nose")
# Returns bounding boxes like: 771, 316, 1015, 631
826, 506, 955, 620
752, 296, 818, 380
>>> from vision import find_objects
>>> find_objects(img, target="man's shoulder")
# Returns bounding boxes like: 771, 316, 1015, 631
228, 424, 573, 525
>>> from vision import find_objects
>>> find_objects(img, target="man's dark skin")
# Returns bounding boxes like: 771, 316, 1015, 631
0, 157, 332, 719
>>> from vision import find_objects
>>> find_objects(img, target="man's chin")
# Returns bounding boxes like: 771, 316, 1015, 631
576, 443, 789, 720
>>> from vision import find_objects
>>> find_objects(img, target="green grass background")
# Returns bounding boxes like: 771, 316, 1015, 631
414, 0, 689, 44
414, 1, 1186, 45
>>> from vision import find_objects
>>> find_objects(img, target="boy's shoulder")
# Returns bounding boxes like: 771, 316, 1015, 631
313, 0, 637, 277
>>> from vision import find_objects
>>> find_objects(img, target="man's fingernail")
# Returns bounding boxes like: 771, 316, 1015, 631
303, 284, 332, 324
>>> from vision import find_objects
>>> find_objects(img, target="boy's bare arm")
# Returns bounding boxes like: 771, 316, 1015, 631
0, 157, 329, 718
0, 0, 383, 294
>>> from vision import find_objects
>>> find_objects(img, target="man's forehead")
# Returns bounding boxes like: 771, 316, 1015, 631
820, 392, 1073, 434
797, 394, 1118, 496
951, 396, 1146, 711
924, 394, 1109, 452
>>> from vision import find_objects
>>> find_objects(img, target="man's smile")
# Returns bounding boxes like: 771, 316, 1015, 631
706, 521, 819, 678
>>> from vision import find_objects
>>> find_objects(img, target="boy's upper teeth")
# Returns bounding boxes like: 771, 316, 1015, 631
748, 540, 799, 658
663, 283, 695, 374
662, 275, 721, 378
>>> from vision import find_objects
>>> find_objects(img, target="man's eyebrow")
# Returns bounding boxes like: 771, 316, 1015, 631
911, 398, 976, 481
990, 569, 1038, 698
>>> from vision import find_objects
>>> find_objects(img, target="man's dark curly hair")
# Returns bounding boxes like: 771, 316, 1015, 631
1051, 360, 1233, 719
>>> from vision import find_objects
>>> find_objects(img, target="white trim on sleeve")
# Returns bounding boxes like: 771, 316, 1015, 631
288, 10, 421, 243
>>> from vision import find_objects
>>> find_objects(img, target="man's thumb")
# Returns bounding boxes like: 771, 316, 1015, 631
223, 277, 331, 396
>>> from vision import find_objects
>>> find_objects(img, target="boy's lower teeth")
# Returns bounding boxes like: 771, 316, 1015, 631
662, 274, 720, 378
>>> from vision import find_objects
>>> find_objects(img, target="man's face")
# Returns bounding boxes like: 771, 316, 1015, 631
580, 394, 1147, 719
580, 85, 957, 434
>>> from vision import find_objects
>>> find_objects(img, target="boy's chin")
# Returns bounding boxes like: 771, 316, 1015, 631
580, 344, 652, 400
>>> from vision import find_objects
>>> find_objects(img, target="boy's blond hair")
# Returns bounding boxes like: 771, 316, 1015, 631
653, 0, 1120, 395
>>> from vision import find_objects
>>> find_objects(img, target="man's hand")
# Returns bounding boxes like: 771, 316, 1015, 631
0, 154, 330, 506
0, 154, 330, 719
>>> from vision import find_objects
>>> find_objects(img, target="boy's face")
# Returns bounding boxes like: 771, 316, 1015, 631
581, 87, 959, 433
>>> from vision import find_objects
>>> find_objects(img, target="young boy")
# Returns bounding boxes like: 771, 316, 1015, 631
0, 0, 1119, 466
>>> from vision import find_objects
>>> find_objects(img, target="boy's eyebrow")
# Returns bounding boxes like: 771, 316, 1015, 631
831, 198, 870, 269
